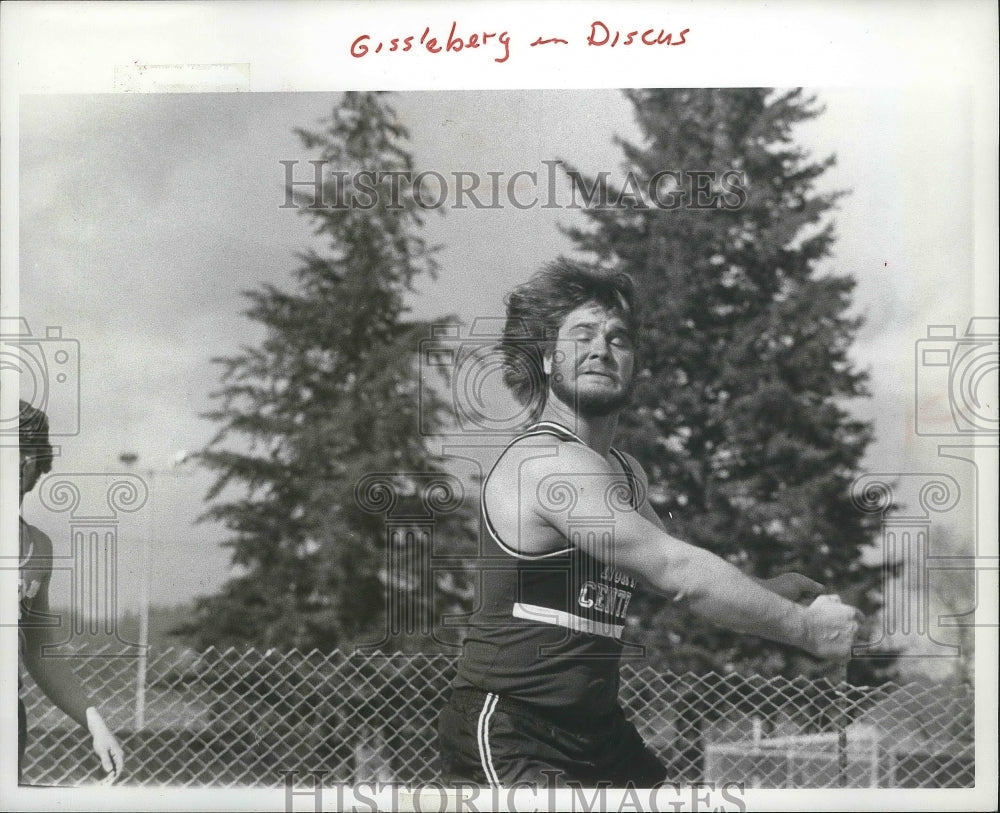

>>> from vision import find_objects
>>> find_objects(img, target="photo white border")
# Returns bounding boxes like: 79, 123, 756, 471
2, 2, 996, 811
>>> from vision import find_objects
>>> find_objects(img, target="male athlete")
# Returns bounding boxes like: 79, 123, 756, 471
18, 400, 125, 783
437, 259, 863, 788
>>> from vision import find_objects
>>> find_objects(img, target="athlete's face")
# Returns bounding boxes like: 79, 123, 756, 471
545, 303, 636, 418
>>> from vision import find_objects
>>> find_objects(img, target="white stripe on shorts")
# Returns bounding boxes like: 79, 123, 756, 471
477, 692, 501, 788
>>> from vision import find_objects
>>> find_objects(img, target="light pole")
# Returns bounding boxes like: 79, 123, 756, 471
118, 450, 192, 730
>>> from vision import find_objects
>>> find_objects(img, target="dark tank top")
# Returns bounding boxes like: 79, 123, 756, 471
452, 421, 641, 720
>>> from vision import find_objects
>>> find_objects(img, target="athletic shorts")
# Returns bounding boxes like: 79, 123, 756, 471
437, 687, 666, 788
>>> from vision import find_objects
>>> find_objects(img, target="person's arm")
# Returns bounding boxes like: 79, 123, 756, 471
525, 444, 861, 659
624, 450, 827, 604
21, 561, 125, 779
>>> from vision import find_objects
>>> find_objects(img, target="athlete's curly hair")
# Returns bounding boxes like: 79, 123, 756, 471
19, 399, 54, 477
499, 258, 640, 416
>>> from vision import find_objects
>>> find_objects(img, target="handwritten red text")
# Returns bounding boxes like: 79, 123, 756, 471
587, 20, 689, 47
350, 22, 512, 64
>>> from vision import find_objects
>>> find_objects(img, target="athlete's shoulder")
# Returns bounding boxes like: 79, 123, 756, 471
509, 429, 605, 475
486, 424, 606, 496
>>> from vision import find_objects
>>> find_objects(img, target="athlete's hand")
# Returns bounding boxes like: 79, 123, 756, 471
86, 707, 124, 784
763, 572, 826, 604
803, 594, 864, 660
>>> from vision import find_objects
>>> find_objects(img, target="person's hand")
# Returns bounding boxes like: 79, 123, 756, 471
86, 707, 124, 784
764, 572, 825, 604
803, 594, 864, 659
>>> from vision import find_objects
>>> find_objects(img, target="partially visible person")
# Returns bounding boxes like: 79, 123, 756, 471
18, 399, 124, 784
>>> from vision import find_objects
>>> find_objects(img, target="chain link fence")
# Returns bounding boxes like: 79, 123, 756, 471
20, 645, 975, 789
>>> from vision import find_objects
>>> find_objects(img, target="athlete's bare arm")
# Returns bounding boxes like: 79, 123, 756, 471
619, 450, 825, 604
489, 440, 861, 660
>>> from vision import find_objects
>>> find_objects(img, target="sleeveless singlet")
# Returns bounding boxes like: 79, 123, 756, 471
452, 421, 642, 720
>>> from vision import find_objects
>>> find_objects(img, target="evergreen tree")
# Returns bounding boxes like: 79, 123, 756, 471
178, 92, 474, 653
567, 89, 895, 683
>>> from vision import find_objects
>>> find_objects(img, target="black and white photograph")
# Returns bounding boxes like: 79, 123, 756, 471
2, 2, 997, 811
